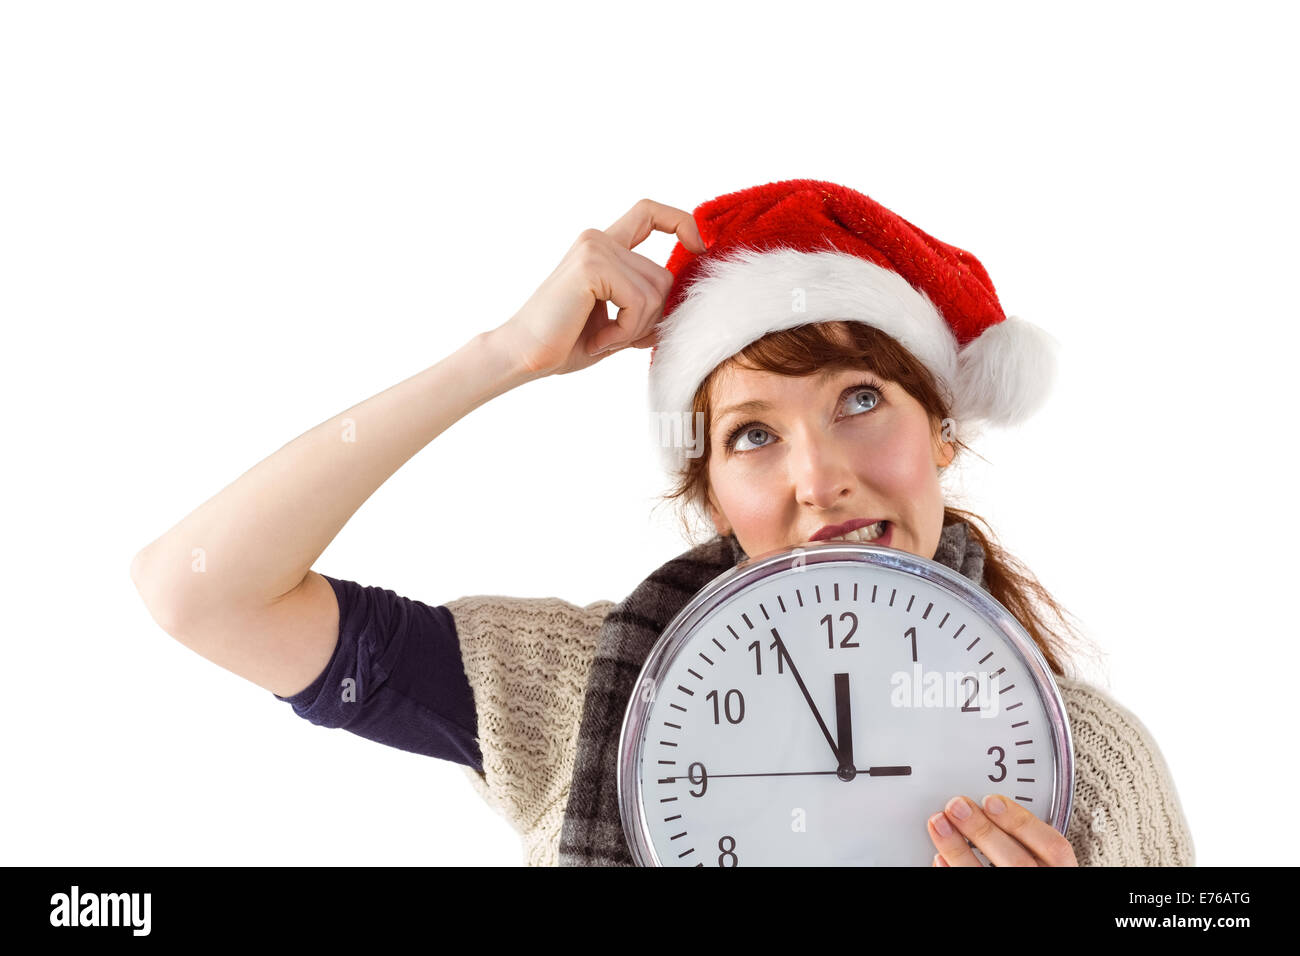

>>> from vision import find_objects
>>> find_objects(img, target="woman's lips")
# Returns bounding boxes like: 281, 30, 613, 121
817, 521, 893, 548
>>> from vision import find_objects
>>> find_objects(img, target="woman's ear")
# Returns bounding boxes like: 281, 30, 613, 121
932, 421, 957, 470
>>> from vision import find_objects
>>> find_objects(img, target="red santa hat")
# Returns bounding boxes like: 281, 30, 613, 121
648, 179, 1058, 475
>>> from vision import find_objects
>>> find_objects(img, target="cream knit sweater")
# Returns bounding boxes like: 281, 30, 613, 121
445, 594, 1196, 868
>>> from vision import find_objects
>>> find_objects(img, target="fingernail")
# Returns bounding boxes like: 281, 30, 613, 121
935, 853, 949, 867
930, 812, 953, 837
983, 794, 1006, 815
592, 341, 619, 356
945, 796, 971, 820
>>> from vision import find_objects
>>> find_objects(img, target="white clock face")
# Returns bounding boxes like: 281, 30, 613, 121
620, 546, 1071, 866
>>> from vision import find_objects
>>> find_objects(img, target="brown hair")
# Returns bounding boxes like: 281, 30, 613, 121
654, 320, 1096, 679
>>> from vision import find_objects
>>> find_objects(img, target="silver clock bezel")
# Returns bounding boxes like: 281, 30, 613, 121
616, 540, 1075, 867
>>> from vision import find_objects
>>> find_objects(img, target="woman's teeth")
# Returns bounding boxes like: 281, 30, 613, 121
827, 521, 886, 542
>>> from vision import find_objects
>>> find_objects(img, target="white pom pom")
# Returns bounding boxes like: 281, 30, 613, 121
952, 315, 1059, 428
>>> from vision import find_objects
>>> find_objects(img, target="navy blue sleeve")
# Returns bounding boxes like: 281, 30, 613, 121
272, 574, 483, 773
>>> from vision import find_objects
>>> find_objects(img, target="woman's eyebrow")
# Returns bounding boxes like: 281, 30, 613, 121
712, 370, 879, 429
712, 398, 773, 428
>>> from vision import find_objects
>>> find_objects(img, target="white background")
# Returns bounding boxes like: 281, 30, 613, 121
3, 0, 1294, 867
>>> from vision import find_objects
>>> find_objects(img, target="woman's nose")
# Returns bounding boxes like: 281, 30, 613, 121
790, 435, 857, 510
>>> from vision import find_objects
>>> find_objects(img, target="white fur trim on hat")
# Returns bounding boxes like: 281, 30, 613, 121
647, 247, 1056, 476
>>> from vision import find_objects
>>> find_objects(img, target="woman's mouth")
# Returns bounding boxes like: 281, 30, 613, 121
821, 520, 891, 546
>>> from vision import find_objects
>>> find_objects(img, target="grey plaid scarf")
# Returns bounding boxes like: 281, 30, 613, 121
556, 518, 989, 866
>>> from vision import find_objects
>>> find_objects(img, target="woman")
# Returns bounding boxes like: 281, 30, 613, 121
130, 180, 1195, 867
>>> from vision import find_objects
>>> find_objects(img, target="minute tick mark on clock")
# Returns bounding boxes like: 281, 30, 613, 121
712, 637, 727, 653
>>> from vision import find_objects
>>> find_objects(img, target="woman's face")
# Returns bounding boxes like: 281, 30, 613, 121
704, 360, 955, 562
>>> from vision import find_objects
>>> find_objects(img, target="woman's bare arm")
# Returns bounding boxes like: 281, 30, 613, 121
129, 327, 542, 697
129, 199, 705, 700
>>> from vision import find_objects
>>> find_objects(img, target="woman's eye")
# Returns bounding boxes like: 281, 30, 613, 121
846, 386, 881, 415
731, 426, 772, 452
726, 385, 883, 453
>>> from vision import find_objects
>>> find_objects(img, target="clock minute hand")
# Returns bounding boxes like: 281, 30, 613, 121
769, 626, 840, 765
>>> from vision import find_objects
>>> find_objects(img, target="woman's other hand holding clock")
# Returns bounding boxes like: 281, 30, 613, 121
928, 794, 1079, 867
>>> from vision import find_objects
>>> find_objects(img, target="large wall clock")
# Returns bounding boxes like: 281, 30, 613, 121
618, 540, 1074, 866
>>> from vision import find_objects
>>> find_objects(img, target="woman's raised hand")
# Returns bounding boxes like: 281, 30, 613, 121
493, 198, 707, 378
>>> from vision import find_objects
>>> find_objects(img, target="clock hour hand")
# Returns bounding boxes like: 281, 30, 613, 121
834, 673, 855, 780
769, 627, 841, 766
